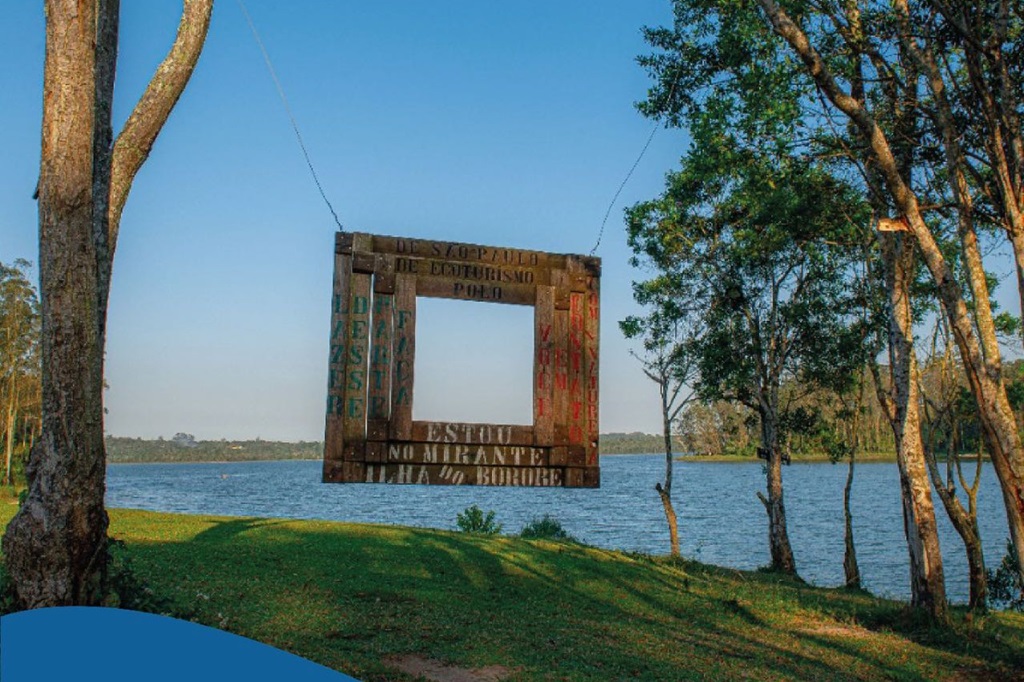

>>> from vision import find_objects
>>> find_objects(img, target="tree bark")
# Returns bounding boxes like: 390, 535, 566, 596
3, 374, 18, 487
843, 451, 860, 589
756, 402, 797, 575
884, 233, 947, 619
2, 0, 118, 607
658, 392, 680, 558
2, 0, 213, 609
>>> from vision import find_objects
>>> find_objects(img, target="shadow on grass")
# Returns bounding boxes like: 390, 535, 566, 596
110, 509, 1024, 682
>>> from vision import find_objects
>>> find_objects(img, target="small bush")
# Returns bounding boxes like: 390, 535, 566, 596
0, 563, 18, 615
455, 505, 502, 535
519, 515, 577, 542
987, 539, 1024, 611
104, 538, 181, 615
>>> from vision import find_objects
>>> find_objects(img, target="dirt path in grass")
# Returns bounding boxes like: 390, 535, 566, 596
385, 655, 514, 682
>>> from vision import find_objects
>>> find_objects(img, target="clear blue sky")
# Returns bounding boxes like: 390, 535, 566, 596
1, 1, 690, 440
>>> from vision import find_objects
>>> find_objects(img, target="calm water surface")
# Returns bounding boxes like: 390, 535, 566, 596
107, 455, 1011, 605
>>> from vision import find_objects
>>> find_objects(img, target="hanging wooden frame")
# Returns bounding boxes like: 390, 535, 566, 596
323, 232, 601, 487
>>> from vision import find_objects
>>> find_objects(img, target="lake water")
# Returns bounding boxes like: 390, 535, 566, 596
106, 455, 1012, 605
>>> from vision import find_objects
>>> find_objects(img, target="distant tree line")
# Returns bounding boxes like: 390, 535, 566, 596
105, 436, 321, 464
0, 260, 41, 488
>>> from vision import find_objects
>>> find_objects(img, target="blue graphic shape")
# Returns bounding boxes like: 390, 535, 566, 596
0, 607, 360, 682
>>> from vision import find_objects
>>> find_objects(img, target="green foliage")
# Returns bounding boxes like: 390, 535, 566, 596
454, 505, 502, 535
0, 562, 17, 615
103, 538, 181, 615
519, 515, 578, 543
988, 540, 1024, 612
0, 259, 42, 486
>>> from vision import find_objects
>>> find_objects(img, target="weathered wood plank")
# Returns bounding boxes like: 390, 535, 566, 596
341, 271, 372, 444
584, 269, 600, 466
384, 442, 550, 467
394, 255, 550, 286
390, 273, 416, 440
534, 286, 555, 446
356, 463, 570, 487
568, 290, 586, 447
372, 234, 565, 269
414, 275, 535, 306
552, 305, 570, 446
410, 421, 534, 445
368, 290, 394, 421
324, 249, 351, 464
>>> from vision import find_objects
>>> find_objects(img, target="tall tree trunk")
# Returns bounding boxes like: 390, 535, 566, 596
757, 404, 797, 575
656, 391, 680, 558
843, 451, 860, 589
884, 234, 947, 619
4, 375, 18, 487
1, 0, 118, 608
1, 0, 213, 609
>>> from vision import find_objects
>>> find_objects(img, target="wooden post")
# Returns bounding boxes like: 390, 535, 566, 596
323, 233, 353, 480
390, 273, 416, 441
368, 256, 395, 428
534, 285, 555, 446
342, 235, 374, 456
583, 259, 600, 482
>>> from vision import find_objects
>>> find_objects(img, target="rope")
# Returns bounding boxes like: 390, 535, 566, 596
236, 0, 345, 233
591, 62, 683, 256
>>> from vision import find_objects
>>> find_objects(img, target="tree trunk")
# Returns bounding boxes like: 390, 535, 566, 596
757, 405, 797, 575
3, 372, 17, 487
924, 437, 988, 611
843, 451, 860, 589
658, 402, 680, 557
1, 0, 118, 607
884, 233, 947, 619
1, 0, 213, 609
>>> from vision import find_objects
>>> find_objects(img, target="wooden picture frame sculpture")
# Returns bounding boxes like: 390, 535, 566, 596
323, 232, 600, 487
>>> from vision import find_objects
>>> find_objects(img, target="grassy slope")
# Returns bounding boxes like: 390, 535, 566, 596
2, 499, 1023, 681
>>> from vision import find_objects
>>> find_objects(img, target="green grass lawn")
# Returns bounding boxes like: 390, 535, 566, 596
2, 496, 1023, 681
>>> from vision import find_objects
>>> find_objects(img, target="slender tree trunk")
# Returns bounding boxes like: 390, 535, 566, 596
757, 404, 796, 575
4, 376, 18, 487
884, 234, 947, 619
656, 393, 680, 558
843, 451, 860, 589
924, 436, 988, 611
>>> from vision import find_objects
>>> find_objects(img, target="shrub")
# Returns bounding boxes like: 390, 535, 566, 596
987, 539, 1024, 611
519, 515, 577, 542
455, 505, 502, 535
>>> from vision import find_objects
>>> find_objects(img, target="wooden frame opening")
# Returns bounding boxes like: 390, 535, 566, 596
323, 232, 600, 488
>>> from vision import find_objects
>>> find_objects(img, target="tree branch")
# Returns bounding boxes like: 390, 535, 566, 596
108, 0, 215, 254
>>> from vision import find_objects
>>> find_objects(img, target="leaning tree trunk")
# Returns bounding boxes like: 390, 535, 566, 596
885, 233, 947, 620
2, 0, 213, 609
925, 440, 988, 611
757, 405, 797, 575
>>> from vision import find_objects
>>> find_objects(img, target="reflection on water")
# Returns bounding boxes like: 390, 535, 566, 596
107, 455, 1010, 604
